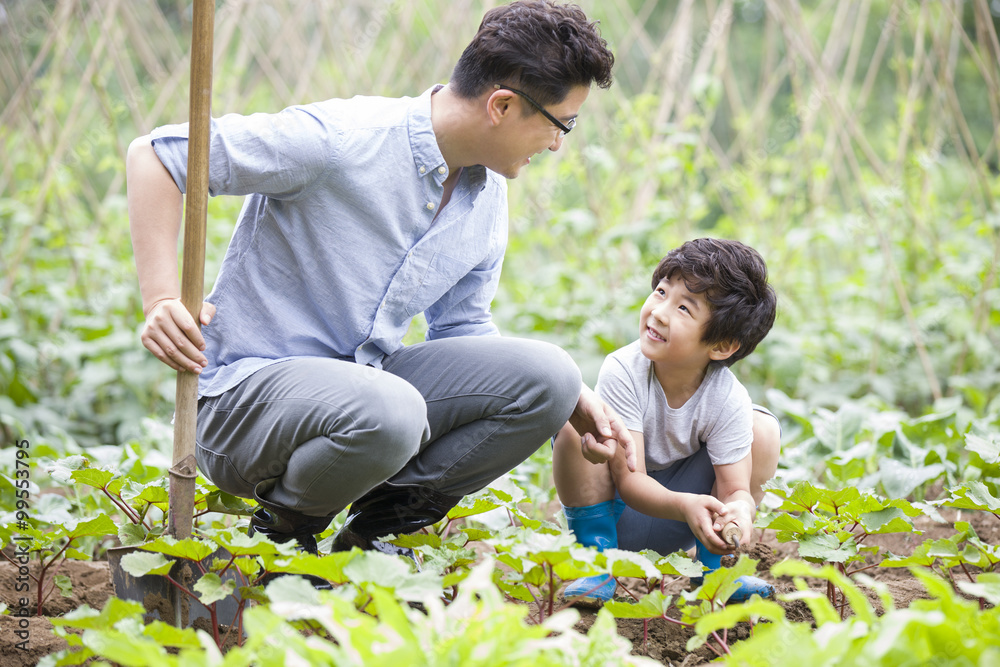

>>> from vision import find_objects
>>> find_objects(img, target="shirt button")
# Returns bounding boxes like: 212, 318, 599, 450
426, 202, 435, 210
419, 166, 426, 174
437, 166, 446, 175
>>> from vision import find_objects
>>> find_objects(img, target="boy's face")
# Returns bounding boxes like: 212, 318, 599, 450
639, 274, 727, 370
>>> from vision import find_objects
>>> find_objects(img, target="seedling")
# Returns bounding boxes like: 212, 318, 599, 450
760, 479, 923, 615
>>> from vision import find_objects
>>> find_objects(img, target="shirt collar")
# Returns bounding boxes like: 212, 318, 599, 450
408, 85, 489, 189
408, 85, 448, 178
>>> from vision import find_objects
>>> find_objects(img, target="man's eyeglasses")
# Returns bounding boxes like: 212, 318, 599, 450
494, 84, 576, 135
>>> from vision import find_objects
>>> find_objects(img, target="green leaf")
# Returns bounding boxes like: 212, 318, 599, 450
957, 572, 1000, 605
119, 551, 173, 577
965, 433, 1000, 464
118, 523, 147, 547
650, 550, 704, 578
139, 535, 215, 562
54, 574, 73, 597
859, 507, 917, 535
50, 598, 146, 630
70, 468, 115, 490
65, 515, 117, 540
941, 482, 1000, 514
604, 590, 673, 619
604, 548, 660, 579
693, 597, 786, 636
691, 555, 758, 606
264, 551, 355, 585
141, 621, 202, 649
798, 532, 859, 563
193, 572, 235, 605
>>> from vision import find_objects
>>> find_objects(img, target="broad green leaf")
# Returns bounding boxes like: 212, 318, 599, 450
693, 597, 786, 636
263, 551, 354, 585
941, 482, 1000, 514
139, 535, 215, 562
877, 458, 945, 499
965, 433, 1000, 464
604, 548, 660, 579
604, 590, 673, 619
199, 489, 254, 515
798, 532, 859, 563
142, 621, 202, 649
651, 550, 704, 578
54, 574, 73, 597
193, 572, 235, 605
119, 551, 173, 577
64, 547, 91, 560
208, 528, 297, 558
391, 532, 442, 549
65, 515, 117, 540
957, 572, 1000, 606
81, 629, 171, 666
459, 527, 493, 542
815, 486, 861, 515
447, 496, 502, 519
50, 598, 146, 630
118, 523, 147, 547
859, 507, 917, 535
70, 468, 115, 489
690, 555, 758, 607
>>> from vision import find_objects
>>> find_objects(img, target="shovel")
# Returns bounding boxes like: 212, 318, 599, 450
109, 0, 239, 628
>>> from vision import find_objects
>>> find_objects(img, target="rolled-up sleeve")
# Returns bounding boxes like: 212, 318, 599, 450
150, 104, 337, 199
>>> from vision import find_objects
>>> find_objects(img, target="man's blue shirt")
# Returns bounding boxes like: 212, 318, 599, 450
151, 86, 508, 397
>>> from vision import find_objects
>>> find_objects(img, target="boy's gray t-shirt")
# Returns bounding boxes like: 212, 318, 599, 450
596, 341, 753, 470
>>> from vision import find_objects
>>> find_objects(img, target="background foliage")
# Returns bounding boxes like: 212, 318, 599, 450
2, 0, 999, 488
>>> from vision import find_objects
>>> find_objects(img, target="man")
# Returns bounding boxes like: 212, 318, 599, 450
126, 0, 634, 558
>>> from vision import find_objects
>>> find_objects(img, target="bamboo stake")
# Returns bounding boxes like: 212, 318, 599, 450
169, 0, 214, 540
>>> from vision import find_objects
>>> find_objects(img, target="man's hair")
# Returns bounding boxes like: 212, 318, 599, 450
450, 1, 614, 107
651, 238, 776, 366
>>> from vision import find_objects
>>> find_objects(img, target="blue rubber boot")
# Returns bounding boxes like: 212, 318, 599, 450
561, 500, 624, 604
692, 539, 774, 603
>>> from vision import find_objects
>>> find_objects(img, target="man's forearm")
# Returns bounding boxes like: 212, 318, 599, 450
126, 136, 184, 314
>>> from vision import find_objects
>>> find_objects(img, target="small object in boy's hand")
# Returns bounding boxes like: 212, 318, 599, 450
721, 522, 742, 550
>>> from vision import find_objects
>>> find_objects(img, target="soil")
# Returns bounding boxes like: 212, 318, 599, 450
0, 508, 995, 665
0, 559, 113, 666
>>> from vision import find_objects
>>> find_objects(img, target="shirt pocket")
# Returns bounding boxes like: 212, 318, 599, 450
404, 250, 475, 316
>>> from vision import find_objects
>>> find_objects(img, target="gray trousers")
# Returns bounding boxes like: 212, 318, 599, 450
195, 336, 582, 517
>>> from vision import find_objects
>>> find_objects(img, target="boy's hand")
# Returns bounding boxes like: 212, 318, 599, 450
713, 499, 753, 548
570, 386, 636, 472
140, 297, 216, 374
680, 493, 733, 554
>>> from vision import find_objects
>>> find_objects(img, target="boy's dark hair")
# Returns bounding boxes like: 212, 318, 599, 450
651, 238, 776, 366
450, 1, 614, 108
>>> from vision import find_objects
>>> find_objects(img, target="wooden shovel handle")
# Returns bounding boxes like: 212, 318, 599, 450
721, 522, 743, 549
169, 0, 214, 540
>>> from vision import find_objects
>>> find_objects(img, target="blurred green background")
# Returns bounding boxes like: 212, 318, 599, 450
2, 1, 999, 488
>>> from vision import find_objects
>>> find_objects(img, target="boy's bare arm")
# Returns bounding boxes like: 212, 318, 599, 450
609, 432, 730, 551
570, 385, 636, 471
126, 136, 215, 373
712, 454, 756, 546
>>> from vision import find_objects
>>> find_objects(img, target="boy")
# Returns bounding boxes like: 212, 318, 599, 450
553, 238, 780, 603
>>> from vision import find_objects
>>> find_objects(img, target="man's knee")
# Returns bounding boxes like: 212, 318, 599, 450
524, 341, 581, 416
366, 376, 429, 463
